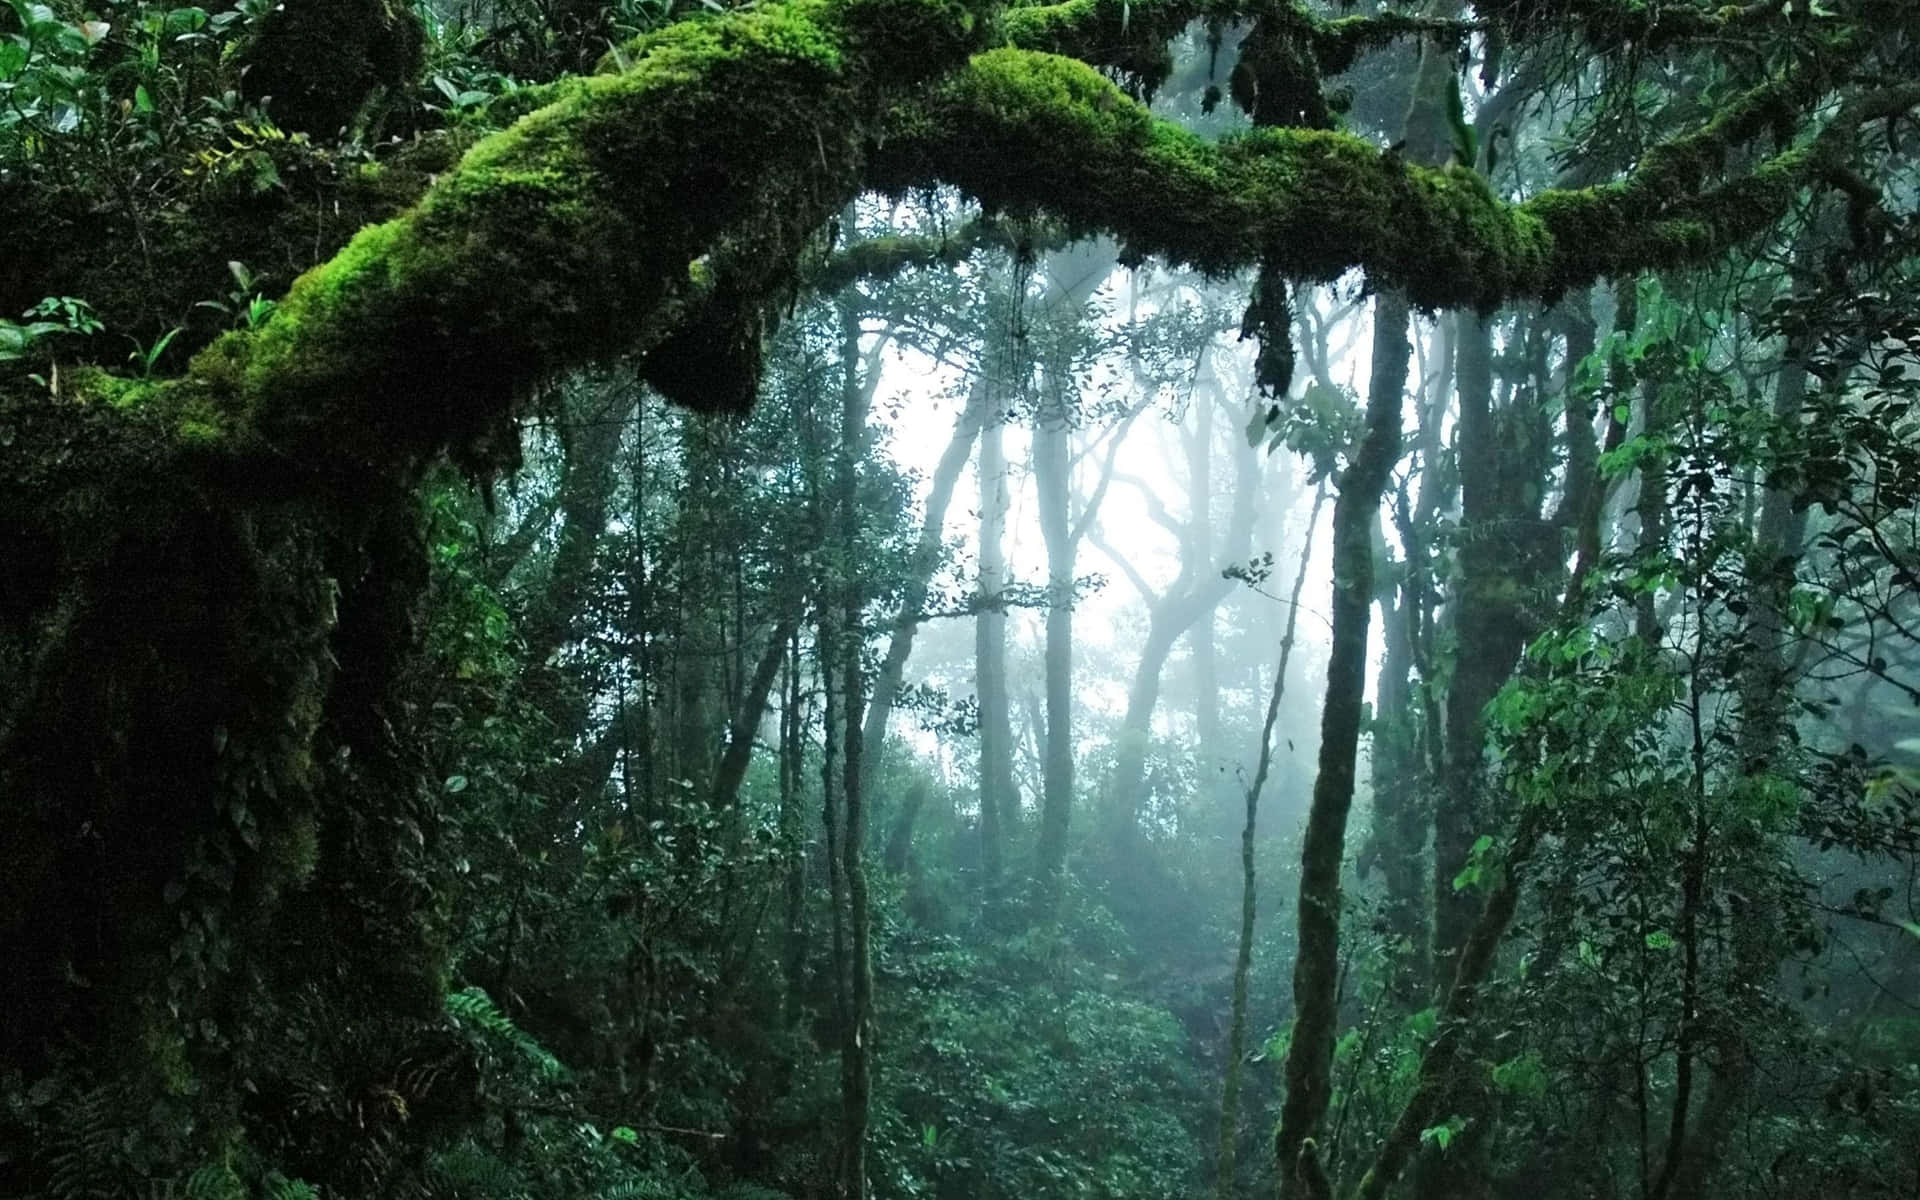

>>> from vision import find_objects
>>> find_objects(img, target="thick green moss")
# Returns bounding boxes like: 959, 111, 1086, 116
869, 49, 1554, 305
997, 0, 1182, 91
157, 0, 979, 472
869, 46, 1832, 308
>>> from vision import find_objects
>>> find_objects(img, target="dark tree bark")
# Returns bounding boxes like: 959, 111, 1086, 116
713, 615, 802, 809
833, 301, 875, 1200
1273, 285, 1409, 1199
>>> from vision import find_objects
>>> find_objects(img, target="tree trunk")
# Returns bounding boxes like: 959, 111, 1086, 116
1104, 382, 1258, 846
1033, 391, 1076, 895
779, 632, 808, 1027
1217, 487, 1325, 1200
1029, 242, 1121, 897
713, 615, 801, 809
1432, 311, 1500, 982
1273, 286, 1409, 1199
976, 410, 1015, 884
835, 302, 874, 1200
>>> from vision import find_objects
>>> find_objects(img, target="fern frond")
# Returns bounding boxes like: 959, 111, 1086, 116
445, 986, 567, 1081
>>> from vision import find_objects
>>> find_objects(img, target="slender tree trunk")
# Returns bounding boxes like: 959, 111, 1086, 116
1106, 617, 1183, 841
1634, 368, 1671, 645
1033, 383, 1076, 895
1274, 287, 1409, 1200
713, 615, 801, 809
1193, 391, 1223, 776
627, 395, 657, 823
1664, 259, 1821, 1195
1433, 312, 1500, 981
839, 603, 873, 1200
779, 633, 808, 1026
1368, 560, 1429, 1007
834, 302, 874, 1200
1370, 312, 1452, 1003
976, 410, 1014, 884
1029, 242, 1120, 897
1217, 487, 1325, 1200
673, 416, 725, 792
820, 620, 849, 1034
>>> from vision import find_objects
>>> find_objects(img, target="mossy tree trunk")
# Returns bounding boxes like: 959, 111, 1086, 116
1273, 286, 1409, 1200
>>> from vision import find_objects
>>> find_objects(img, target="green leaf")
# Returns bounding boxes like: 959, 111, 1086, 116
444, 773, 469, 793
163, 6, 209, 33
610, 1125, 639, 1144
133, 83, 154, 112
1490, 1051, 1548, 1098
1645, 929, 1674, 950
0, 37, 27, 78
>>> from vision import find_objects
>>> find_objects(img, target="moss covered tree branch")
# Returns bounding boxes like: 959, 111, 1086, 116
75, 11, 1908, 487
871, 50, 1912, 311
90, 0, 984, 474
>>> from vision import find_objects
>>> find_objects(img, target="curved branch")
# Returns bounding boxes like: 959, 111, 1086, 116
78, 5, 1915, 491
871, 49, 1917, 308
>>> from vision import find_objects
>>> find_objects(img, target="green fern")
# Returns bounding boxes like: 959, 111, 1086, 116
182, 1163, 247, 1200
45, 1085, 123, 1200
445, 986, 567, 1081
594, 1180, 685, 1200
261, 1171, 321, 1200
